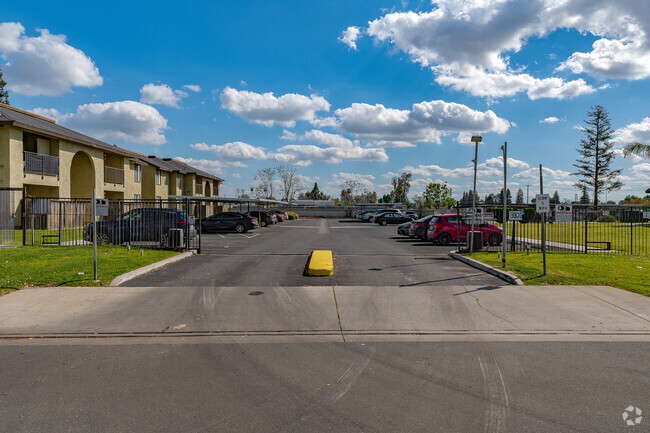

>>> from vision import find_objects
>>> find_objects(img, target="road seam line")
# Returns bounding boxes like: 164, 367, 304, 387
332, 285, 346, 342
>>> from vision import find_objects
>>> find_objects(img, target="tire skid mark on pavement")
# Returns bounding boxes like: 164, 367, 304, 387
478, 353, 509, 433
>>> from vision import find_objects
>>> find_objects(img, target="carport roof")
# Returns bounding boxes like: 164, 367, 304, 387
354, 202, 403, 206
169, 195, 288, 205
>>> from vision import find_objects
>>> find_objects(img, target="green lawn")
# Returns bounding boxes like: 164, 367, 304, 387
466, 252, 649, 297
495, 221, 650, 254
1, 228, 86, 246
0, 246, 178, 295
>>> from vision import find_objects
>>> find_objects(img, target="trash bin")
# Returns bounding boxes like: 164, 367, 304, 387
466, 231, 483, 251
169, 228, 184, 248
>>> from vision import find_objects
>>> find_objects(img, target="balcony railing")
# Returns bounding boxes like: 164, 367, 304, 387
24, 151, 59, 176
104, 166, 125, 185
195, 183, 203, 195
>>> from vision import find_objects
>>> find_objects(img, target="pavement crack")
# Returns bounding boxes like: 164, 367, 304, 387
573, 287, 650, 323
332, 286, 346, 342
464, 286, 518, 328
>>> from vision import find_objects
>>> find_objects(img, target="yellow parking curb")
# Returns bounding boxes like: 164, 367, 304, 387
306, 250, 333, 276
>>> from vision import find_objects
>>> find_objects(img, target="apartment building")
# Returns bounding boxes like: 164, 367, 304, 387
0, 103, 223, 215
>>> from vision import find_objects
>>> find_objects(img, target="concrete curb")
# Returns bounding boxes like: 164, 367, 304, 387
109, 251, 196, 286
449, 251, 524, 285
305, 250, 334, 276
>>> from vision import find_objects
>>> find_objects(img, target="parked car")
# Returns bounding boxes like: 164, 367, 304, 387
272, 211, 286, 222
83, 208, 196, 247
397, 221, 412, 236
375, 212, 412, 226
403, 210, 419, 219
361, 211, 376, 221
409, 215, 436, 239
354, 210, 365, 219
369, 209, 403, 223
247, 211, 275, 227
200, 212, 258, 233
426, 214, 503, 246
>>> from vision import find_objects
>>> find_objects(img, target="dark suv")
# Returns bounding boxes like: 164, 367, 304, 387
199, 212, 258, 233
84, 208, 196, 247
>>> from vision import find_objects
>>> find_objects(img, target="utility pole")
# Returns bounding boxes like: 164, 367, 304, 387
501, 142, 507, 268
526, 184, 530, 204
539, 164, 546, 275
469, 136, 483, 253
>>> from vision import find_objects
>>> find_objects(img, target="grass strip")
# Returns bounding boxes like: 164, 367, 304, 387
0, 245, 177, 295
464, 252, 649, 297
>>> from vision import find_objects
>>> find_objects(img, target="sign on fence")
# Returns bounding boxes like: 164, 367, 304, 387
536, 194, 550, 213
555, 204, 572, 222
509, 210, 524, 221
95, 198, 109, 216
644, 206, 650, 220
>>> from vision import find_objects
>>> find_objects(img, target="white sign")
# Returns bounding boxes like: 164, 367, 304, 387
509, 210, 524, 221
95, 198, 109, 216
555, 204, 572, 222
536, 194, 550, 213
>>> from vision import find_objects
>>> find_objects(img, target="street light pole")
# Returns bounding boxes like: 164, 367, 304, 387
501, 142, 507, 268
469, 135, 482, 254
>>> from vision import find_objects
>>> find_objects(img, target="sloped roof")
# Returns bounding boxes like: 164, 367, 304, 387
0, 102, 134, 157
0, 103, 223, 182
136, 156, 223, 182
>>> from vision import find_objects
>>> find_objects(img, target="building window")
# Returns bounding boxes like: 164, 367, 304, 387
177, 175, 182, 189
134, 164, 141, 182
134, 194, 141, 201
156, 169, 161, 185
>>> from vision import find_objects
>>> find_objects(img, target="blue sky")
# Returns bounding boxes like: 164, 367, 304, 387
2, 0, 650, 201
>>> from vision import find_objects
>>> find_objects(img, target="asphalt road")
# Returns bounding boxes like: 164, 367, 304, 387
0, 218, 649, 433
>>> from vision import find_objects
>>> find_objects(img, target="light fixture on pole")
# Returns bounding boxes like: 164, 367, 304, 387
469, 135, 482, 254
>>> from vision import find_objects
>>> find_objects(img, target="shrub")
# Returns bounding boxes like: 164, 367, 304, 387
596, 215, 617, 223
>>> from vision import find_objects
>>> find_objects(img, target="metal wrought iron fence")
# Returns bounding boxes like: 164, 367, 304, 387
22, 198, 201, 251
0, 188, 20, 245
454, 203, 649, 255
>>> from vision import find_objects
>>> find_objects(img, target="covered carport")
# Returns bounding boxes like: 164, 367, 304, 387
169, 195, 288, 253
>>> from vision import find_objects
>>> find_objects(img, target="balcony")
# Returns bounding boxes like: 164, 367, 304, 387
24, 151, 59, 177
104, 166, 125, 185
195, 182, 203, 195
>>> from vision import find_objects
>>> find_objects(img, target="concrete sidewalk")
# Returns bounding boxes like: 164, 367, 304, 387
0, 284, 648, 338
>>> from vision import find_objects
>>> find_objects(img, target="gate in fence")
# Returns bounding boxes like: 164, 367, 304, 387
22, 197, 202, 251
454, 203, 648, 255
0, 188, 21, 245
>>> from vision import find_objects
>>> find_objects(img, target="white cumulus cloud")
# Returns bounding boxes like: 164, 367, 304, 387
191, 141, 267, 164
332, 100, 510, 145
140, 83, 189, 108
0, 22, 102, 96
174, 157, 225, 176
339, 26, 362, 50
183, 84, 201, 92
35, 101, 168, 145
220, 86, 330, 127
539, 116, 564, 124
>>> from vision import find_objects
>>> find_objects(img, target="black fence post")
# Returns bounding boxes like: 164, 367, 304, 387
510, 218, 516, 252
22, 187, 26, 246
456, 201, 461, 252
198, 200, 202, 254
584, 208, 588, 254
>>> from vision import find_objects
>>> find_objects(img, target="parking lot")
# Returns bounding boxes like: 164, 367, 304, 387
130, 217, 500, 287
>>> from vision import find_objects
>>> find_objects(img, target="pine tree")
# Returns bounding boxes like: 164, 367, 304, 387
0, 67, 9, 105
516, 188, 524, 204
580, 186, 590, 204
572, 105, 622, 208
552, 190, 560, 204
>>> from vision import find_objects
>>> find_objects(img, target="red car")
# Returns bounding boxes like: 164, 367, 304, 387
273, 211, 285, 222
426, 214, 503, 246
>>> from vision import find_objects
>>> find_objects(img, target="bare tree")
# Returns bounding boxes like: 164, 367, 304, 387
340, 180, 360, 206
254, 167, 277, 199
276, 165, 304, 202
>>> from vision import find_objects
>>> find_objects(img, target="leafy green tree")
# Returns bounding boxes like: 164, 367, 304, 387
0, 67, 9, 105
572, 105, 622, 207
496, 188, 512, 205
423, 182, 454, 209
390, 172, 412, 203
378, 194, 392, 203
